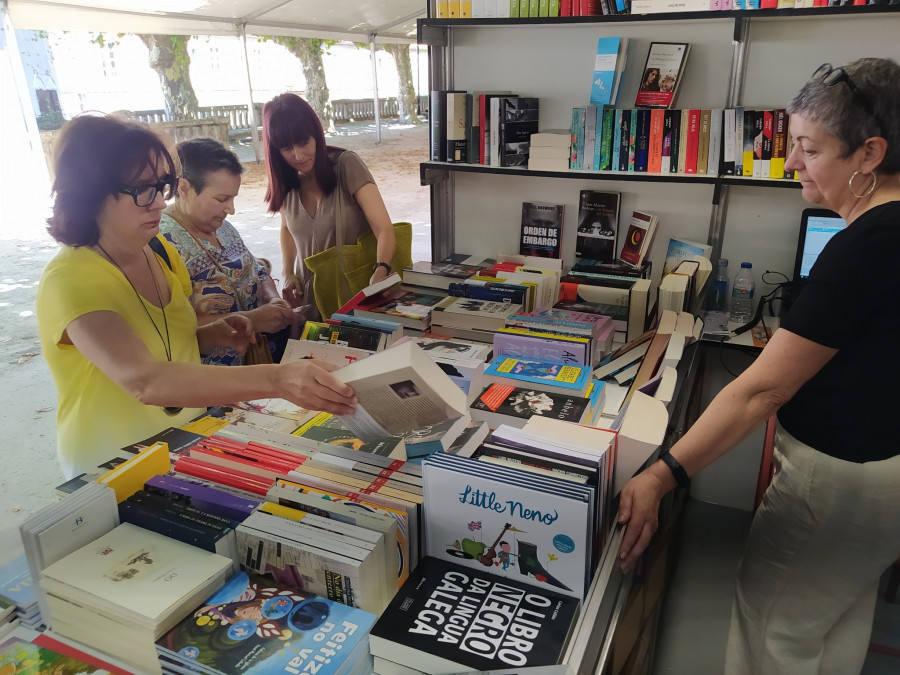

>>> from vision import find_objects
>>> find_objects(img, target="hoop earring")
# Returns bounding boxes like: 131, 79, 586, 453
848, 170, 877, 199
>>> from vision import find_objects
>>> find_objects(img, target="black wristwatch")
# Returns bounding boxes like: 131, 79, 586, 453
660, 453, 690, 488
372, 261, 392, 274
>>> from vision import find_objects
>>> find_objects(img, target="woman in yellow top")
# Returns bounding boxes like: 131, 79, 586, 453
37, 114, 356, 479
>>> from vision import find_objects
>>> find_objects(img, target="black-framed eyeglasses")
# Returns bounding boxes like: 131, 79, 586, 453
119, 179, 172, 207
811, 63, 883, 134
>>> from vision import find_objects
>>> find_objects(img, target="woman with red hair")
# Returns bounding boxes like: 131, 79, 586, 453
262, 93, 396, 319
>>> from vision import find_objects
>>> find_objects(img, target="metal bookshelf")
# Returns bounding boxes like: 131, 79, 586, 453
416, 6, 898, 673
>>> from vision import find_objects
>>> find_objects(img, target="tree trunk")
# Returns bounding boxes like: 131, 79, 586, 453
384, 44, 422, 124
274, 37, 334, 133
138, 35, 199, 121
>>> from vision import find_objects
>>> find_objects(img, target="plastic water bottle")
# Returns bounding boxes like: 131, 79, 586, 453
730, 262, 755, 323
709, 258, 729, 313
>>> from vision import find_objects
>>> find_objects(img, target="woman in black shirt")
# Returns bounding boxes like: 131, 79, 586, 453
618, 57, 900, 674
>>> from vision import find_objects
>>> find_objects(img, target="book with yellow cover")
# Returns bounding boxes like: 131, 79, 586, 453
97, 441, 171, 503
484, 355, 593, 397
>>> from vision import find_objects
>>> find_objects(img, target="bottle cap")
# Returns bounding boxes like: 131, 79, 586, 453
740, 262, 752, 268
718, 258, 728, 266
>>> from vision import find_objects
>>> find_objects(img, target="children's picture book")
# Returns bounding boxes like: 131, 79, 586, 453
634, 42, 691, 109
156, 571, 376, 675
369, 556, 580, 673
422, 452, 593, 598
575, 190, 620, 262
519, 201, 564, 259
590, 36, 628, 106
618, 210, 659, 268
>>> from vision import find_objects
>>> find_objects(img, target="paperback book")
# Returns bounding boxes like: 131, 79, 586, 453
634, 42, 691, 109
618, 210, 659, 268
369, 556, 580, 673
334, 341, 468, 441
469, 383, 592, 429
662, 236, 712, 276
575, 190, 620, 262
431, 296, 524, 333
590, 36, 628, 106
483, 355, 593, 397
519, 201, 564, 259
351, 286, 446, 331
401, 260, 481, 290
499, 97, 540, 167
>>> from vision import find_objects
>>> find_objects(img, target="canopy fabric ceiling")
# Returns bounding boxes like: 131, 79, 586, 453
7, 0, 424, 43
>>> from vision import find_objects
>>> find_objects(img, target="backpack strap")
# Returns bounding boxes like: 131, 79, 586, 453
148, 235, 173, 271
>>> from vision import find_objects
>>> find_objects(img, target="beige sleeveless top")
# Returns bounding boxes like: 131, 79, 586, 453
282, 150, 376, 312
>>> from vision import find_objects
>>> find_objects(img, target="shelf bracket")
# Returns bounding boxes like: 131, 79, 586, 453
417, 22, 448, 47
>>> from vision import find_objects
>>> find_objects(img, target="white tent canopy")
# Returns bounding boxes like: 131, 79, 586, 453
7, 0, 423, 43
4, 0, 427, 156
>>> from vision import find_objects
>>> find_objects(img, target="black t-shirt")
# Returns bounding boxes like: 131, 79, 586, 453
777, 201, 900, 463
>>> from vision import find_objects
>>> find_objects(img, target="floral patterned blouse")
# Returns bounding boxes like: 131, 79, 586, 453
159, 213, 271, 366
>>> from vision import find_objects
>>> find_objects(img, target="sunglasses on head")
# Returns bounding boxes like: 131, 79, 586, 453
811, 63, 884, 135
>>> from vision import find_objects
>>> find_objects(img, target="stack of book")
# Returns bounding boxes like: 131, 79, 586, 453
156, 571, 376, 675
528, 131, 571, 172
430, 296, 523, 340
392, 334, 492, 404
507, 306, 616, 364
0, 596, 15, 635
422, 452, 596, 597
0, 534, 41, 631
118, 488, 241, 571
484, 354, 594, 398
39, 522, 234, 672
468, 381, 605, 430
401, 259, 480, 291
235, 503, 391, 615
19, 482, 120, 625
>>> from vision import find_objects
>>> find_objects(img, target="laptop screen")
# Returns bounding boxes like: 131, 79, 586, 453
793, 209, 847, 281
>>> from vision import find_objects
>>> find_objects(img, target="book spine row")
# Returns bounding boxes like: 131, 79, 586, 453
431, 92, 541, 168
568, 107, 796, 179
445, 1, 874, 18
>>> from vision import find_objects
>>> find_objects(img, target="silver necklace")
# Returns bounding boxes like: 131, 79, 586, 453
97, 243, 183, 416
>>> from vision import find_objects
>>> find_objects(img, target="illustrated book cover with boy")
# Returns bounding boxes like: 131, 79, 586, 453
421, 452, 593, 598
156, 570, 376, 675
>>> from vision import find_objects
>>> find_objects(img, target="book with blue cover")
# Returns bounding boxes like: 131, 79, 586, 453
590, 37, 628, 106
484, 355, 593, 397
156, 570, 376, 675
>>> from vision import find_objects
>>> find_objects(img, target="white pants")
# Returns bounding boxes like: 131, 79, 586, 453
724, 424, 900, 675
